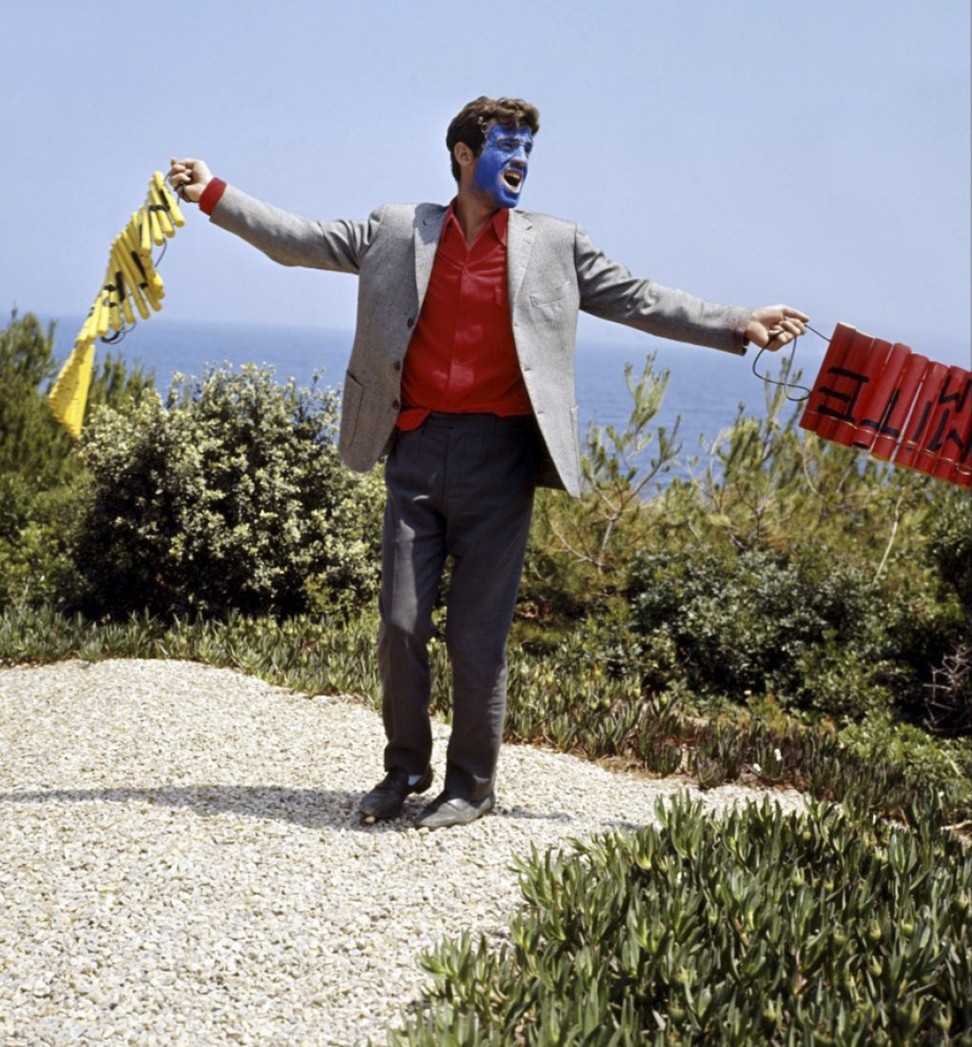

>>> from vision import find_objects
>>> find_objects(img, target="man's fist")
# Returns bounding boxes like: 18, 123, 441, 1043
167, 158, 214, 205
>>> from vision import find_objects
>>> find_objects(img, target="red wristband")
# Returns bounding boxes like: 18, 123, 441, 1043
199, 177, 227, 216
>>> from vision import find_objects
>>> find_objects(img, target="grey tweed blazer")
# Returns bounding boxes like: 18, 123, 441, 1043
210, 187, 751, 497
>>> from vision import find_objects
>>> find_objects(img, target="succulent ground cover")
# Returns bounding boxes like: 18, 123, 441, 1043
391, 793, 972, 1045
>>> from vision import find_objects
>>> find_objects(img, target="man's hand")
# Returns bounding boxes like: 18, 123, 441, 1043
167, 158, 214, 204
746, 305, 810, 351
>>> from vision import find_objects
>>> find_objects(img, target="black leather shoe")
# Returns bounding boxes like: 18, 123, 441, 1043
413, 791, 495, 829
359, 766, 433, 824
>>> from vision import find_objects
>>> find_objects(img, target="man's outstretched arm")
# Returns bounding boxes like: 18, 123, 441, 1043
166, 157, 379, 274
572, 223, 808, 354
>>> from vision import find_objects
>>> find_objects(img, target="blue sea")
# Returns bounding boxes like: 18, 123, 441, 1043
48, 315, 827, 482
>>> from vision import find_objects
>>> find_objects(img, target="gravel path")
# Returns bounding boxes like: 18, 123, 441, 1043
0, 659, 806, 1046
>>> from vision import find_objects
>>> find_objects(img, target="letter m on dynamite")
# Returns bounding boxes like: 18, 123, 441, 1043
799, 322, 972, 488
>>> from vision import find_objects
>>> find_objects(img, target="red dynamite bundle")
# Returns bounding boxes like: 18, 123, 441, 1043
799, 323, 971, 488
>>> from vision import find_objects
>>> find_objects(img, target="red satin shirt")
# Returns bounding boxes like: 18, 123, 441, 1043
398, 203, 532, 431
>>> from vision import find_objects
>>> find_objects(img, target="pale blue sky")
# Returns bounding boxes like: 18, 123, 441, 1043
2, 0, 969, 365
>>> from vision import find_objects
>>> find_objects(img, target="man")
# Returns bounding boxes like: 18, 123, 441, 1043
169, 96, 807, 830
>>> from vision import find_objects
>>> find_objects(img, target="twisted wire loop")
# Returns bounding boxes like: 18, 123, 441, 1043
750, 324, 830, 403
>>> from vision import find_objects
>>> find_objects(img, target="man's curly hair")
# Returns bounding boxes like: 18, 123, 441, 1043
446, 96, 541, 183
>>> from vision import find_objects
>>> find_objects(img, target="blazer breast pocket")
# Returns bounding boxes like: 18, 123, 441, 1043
528, 283, 570, 324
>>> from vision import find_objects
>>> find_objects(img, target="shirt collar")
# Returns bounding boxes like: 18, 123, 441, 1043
444, 199, 509, 247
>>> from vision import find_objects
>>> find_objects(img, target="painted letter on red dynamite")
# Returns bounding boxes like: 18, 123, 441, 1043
830, 338, 893, 447
852, 343, 912, 450
814, 331, 876, 443
916, 366, 972, 479
894, 363, 948, 470
799, 324, 857, 434
870, 354, 930, 461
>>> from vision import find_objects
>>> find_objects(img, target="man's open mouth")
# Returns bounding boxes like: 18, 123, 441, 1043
503, 168, 524, 190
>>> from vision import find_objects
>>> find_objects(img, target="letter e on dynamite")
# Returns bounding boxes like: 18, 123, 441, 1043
799, 323, 972, 488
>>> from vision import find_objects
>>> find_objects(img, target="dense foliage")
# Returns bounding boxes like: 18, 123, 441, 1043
391, 793, 972, 1045
524, 357, 971, 743
0, 313, 384, 618
75, 366, 384, 618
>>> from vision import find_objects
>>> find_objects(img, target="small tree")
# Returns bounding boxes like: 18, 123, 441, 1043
0, 310, 72, 487
0, 309, 152, 487
0, 310, 153, 610
523, 355, 680, 630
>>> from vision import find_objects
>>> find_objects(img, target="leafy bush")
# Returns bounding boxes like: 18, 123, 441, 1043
0, 484, 87, 611
671, 364, 946, 571
624, 547, 900, 718
919, 494, 972, 735
391, 793, 972, 1045
926, 490, 972, 619
74, 365, 384, 618
840, 713, 972, 805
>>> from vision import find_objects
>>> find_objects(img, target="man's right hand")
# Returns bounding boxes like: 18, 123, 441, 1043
167, 158, 213, 204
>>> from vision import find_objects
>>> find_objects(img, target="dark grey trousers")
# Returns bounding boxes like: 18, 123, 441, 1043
378, 412, 541, 801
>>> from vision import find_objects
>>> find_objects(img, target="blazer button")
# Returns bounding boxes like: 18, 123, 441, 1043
392, 399, 400, 411
393, 360, 402, 371
406, 317, 415, 328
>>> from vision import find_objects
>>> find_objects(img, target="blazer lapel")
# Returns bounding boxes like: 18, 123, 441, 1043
414, 206, 446, 308
507, 209, 536, 308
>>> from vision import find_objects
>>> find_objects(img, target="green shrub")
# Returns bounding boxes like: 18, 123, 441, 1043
918, 493, 972, 736
390, 793, 972, 1045
925, 490, 972, 619
1, 310, 152, 487
840, 713, 972, 805
673, 365, 946, 571
626, 548, 884, 717
0, 484, 87, 611
73, 365, 384, 618
504, 625, 966, 815
623, 537, 967, 725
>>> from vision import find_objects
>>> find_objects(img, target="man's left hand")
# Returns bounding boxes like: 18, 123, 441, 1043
746, 306, 810, 350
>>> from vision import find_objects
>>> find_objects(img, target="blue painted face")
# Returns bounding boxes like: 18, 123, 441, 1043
472, 123, 533, 209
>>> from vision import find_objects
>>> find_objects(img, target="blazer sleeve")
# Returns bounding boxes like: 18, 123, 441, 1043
573, 225, 751, 355
208, 184, 383, 274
